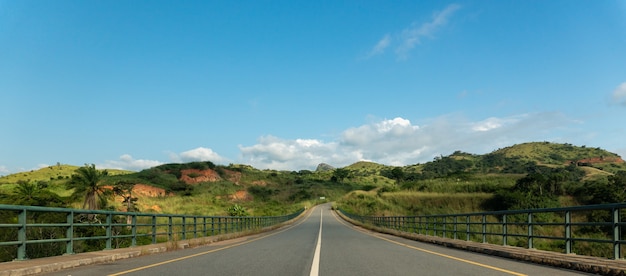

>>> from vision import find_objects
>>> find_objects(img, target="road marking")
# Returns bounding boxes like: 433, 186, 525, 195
309, 209, 323, 276
108, 208, 316, 276
331, 211, 527, 276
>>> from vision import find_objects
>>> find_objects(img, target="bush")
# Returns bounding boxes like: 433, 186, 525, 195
227, 204, 248, 216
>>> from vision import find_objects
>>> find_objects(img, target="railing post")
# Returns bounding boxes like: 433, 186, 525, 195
182, 216, 187, 240
466, 215, 470, 241
419, 216, 422, 235
66, 211, 74, 255
106, 213, 112, 250
612, 207, 620, 260
151, 215, 157, 244
193, 216, 198, 239
482, 214, 487, 243
17, 208, 27, 260
502, 214, 507, 246
168, 216, 173, 241
131, 215, 137, 247
203, 217, 207, 237
527, 212, 533, 249
403, 217, 407, 232
453, 216, 458, 240
565, 211, 571, 254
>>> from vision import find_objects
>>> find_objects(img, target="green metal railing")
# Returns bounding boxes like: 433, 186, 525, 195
0, 204, 303, 261
340, 203, 626, 260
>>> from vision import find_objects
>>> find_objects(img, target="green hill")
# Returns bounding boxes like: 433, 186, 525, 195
1, 141, 624, 217
494, 142, 623, 167
0, 164, 132, 184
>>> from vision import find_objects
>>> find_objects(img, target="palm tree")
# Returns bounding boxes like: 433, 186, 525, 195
13, 181, 38, 205
68, 164, 109, 211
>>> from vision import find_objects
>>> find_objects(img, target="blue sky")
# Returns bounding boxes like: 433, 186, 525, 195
1, 0, 626, 174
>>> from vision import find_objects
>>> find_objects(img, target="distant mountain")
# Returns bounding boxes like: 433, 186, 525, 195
316, 163, 334, 172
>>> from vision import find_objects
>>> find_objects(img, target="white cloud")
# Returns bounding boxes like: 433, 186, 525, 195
365, 4, 461, 60
91, 112, 583, 172
179, 147, 229, 163
0, 165, 9, 175
239, 136, 345, 170
238, 113, 577, 171
100, 147, 228, 171
101, 154, 164, 171
396, 4, 461, 59
612, 82, 626, 105
471, 117, 506, 131
366, 34, 391, 58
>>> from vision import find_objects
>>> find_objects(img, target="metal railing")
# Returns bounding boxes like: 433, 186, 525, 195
339, 203, 626, 260
0, 204, 303, 261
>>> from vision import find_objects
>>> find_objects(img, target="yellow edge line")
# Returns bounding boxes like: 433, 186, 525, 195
108, 208, 316, 276
331, 211, 527, 276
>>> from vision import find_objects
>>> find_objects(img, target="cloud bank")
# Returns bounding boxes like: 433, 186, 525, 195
239, 112, 575, 171
100, 147, 231, 171
8, 112, 583, 173
101, 154, 164, 171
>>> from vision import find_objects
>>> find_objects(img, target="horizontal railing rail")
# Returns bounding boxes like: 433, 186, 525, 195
339, 203, 626, 260
0, 204, 303, 261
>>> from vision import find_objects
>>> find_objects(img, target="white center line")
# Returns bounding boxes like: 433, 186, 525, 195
309, 209, 323, 276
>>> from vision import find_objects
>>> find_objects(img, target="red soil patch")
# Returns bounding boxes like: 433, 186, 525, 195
132, 184, 169, 197
179, 168, 242, 185
228, 190, 253, 201
251, 180, 267, 186
220, 169, 242, 184
147, 205, 162, 212
180, 169, 221, 184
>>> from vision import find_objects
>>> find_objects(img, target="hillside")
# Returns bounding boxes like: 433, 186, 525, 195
493, 142, 624, 168
1, 142, 624, 217
0, 164, 132, 184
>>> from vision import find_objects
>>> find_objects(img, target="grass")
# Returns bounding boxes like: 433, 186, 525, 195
0, 164, 132, 185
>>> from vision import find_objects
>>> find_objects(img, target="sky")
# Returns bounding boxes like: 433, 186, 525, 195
1, 0, 626, 174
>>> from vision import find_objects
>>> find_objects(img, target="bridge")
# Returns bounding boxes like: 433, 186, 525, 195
1, 203, 625, 275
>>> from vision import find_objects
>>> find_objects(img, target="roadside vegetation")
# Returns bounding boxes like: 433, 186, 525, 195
0, 141, 625, 260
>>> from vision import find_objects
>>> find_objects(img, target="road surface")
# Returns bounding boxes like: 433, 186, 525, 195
45, 203, 590, 276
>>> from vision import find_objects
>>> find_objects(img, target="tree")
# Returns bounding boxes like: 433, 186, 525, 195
332, 168, 350, 183
113, 181, 138, 213
113, 181, 138, 226
67, 164, 109, 212
390, 167, 405, 185
13, 181, 38, 204
7, 181, 64, 207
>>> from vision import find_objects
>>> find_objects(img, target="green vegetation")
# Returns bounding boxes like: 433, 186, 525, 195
0, 142, 625, 260
0, 142, 624, 218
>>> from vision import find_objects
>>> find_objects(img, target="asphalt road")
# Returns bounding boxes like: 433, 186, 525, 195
45, 203, 590, 276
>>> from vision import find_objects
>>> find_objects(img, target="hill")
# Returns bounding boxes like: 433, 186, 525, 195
1, 141, 624, 217
0, 164, 132, 184
494, 142, 624, 168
